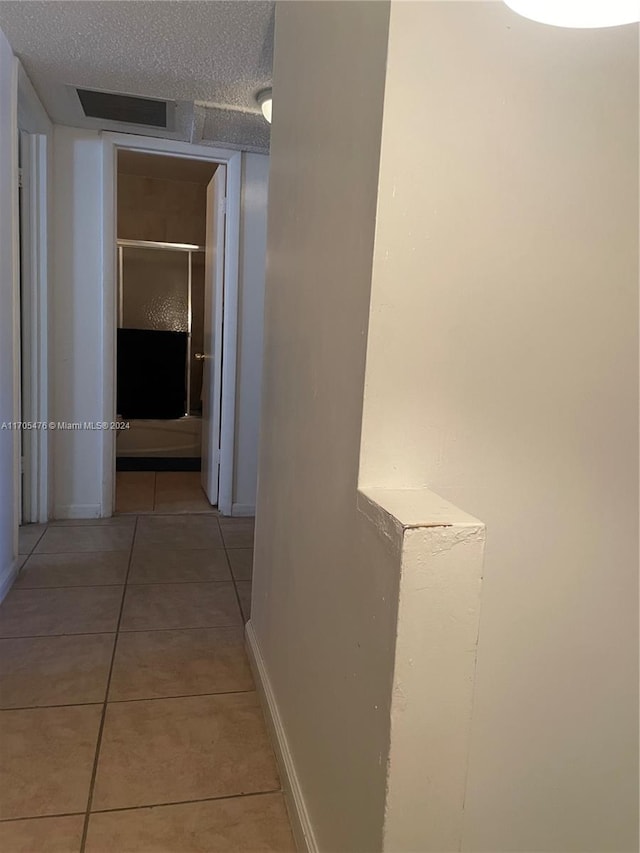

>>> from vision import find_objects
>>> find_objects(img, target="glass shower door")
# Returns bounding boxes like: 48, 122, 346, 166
119, 246, 190, 335
117, 244, 191, 419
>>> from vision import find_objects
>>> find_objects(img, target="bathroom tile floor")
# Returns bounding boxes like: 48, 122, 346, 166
115, 471, 213, 514
0, 516, 294, 853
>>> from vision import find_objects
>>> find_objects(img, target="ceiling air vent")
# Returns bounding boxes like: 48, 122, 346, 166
76, 88, 170, 128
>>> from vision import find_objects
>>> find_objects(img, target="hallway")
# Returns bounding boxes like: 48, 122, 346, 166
0, 515, 295, 852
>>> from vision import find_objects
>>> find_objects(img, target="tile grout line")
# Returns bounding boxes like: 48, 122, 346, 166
221, 522, 254, 620
16, 523, 45, 561
26, 546, 243, 556
222, 520, 248, 624
116, 512, 219, 517
12, 584, 128, 591
12, 579, 237, 591
0, 632, 116, 640
30, 526, 47, 553
109, 687, 255, 704
1, 622, 244, 640
0, 811, 86, 825
89, 788, 285, 816
20, 551, 131, 569
79, 514, 139, 853
0, 788, 285, 825
1, 688, 257, 713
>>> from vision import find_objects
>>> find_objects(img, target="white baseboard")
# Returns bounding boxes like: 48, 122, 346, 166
232, 503, 256, 517
245, 621, 318, 853
0, 555, 22, 604
53, 504, 102, 520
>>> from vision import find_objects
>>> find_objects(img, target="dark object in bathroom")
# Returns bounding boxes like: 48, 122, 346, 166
116, 456, 201, 472
117, 328, 188, 419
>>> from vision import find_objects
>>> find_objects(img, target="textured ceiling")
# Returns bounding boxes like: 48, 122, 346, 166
0, 0, 273, 152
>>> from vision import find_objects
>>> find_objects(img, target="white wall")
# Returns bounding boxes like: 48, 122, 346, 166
0, 28, 19, 597
51, 126, 105, 518
51, 128, 268, 518
250, 2, 393, 850
233, 152, 269, 514
360, 3, 639, 850
357, 488, 485, 853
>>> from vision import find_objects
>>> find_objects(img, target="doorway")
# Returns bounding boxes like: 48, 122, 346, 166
113, 150, 221, 514
114, 151, 211, 511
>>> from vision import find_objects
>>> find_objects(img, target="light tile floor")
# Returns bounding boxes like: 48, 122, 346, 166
115, 471, 213, 514
0, 515, 293, 853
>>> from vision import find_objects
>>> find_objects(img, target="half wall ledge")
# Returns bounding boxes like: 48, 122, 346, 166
357, 485, 485, 852
357, 485, 484, 544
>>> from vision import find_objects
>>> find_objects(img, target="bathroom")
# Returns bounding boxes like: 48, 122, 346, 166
115, 150, 217, 511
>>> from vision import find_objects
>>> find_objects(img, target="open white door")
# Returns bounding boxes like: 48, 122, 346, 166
200, 165, 226, 504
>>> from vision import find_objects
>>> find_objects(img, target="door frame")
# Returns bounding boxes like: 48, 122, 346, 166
18, 131, 50, 523
101, 133, 242, 516
201, 167, 227, 506
16, 62, 52, 525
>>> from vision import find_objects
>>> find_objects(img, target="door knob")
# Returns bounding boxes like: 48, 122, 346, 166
194, 352, 207, 361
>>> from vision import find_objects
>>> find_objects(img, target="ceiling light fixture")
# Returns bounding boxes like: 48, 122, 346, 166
257, 88, 272, 123
504, 0, 640, 27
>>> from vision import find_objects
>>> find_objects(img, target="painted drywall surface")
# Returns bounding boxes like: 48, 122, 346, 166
0, 28, 18, 591
51, 126, 105, 518
360, 3, 639, 850
251, 2, 392, 849
358, 486, 486, 851
51, 130, 269, 517
233, 152, 269, 514
383, 521, 484, 853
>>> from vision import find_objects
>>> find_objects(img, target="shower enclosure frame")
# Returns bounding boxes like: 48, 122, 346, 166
100, 133, 242, 517
116, 238, 205, 418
